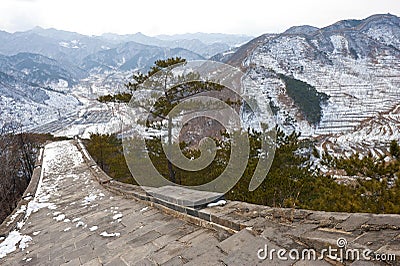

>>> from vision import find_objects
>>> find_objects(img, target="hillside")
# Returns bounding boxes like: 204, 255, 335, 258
222, 13, 400, 156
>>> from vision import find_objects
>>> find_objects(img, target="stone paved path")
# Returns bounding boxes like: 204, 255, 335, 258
0, 141, 231, 265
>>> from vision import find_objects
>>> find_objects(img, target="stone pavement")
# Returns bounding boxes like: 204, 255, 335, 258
1, 140, 399, 265
0, 141, 228, 265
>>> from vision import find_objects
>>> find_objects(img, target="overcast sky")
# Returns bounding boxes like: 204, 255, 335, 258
1, 0, 399, 36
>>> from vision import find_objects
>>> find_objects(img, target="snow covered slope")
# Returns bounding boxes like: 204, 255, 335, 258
226, 13, 400, 155
0, 53, 82, 129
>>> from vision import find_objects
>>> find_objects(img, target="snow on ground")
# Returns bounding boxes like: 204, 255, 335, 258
53, 214, 65, 222
0, 141, 130, 261
100, 231, 120, 237
0, 231, 26, 259
0, 140, 131, 260
0, 144, 69, 258
89, 226, 98, 232
112, 213, 123, 220
82, 194, 97, 205
6, 205, 27, 226
140, 207, 148, 212
0, 231, 33, 259
246, 32, 400, 156
76, 221, 86, 228
0, 142, 84, 259
207, 200, 227, 207
320, 103, 400, 157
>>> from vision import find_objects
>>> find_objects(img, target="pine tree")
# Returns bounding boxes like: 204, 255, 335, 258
125, 57, 227, 183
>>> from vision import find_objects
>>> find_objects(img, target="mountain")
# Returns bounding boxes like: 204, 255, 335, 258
101, 32, 163, 45
218, 13, 400, 156
0, 53, 79, 88
0, 52, 81, 129
0, 52, 80, 105
156, 32, 251, 46
283, 25, 319, 35
100, 32, 251, 58
0, 28, 113, 69
82, 41, 204, 73
0, 28, 248, 72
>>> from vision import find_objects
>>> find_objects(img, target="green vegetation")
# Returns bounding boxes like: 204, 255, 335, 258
97, 57, 189, 104
319, 146, 400, 213
85, 130, 400, 214
99, 57, 233, 183
390, 140, 400, 159
98, 92, 132, 103
278, 74, 329, 125
84, 134, 135, 184
321, 148, 400, 180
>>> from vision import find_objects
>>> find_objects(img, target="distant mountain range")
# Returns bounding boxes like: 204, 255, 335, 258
0, 28, 251, 130
0, 27, 250, 106
81, 42, 204, 73
0, 27, 251, 74
101, 32, 250, 58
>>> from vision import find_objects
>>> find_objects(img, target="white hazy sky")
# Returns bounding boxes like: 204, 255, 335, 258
1, 0, 399, 36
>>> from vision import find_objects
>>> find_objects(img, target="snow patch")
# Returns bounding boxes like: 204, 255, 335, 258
100, 231, 120, 237
0, 231, 31, 258
82, 194, 97, 205
207, 200, 227, 207
112, 213, 122, 220
53, 214, 65, 222
89, 226, 98, 232
139, 207, 148, 212
76, 221, 86, 228
18, 235, 32, 250
6, 205, 26, 226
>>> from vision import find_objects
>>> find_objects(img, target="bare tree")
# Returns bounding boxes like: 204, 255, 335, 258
0, 122, 41, 223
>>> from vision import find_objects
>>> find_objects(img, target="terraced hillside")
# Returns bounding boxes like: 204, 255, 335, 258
228, 14, 400, 155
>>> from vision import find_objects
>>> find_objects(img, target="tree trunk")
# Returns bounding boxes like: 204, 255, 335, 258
167, 116, 176, 183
